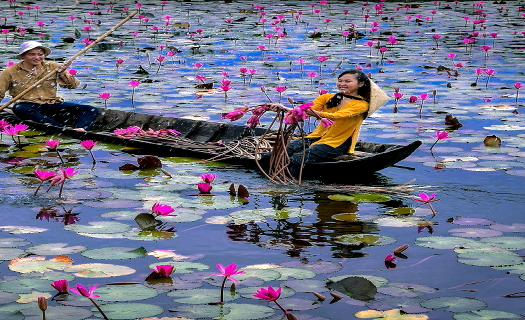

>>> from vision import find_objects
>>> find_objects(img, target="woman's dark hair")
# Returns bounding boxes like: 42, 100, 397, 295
325, 69, 371, 109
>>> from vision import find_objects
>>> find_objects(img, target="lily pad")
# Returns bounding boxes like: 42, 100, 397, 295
415, 237, 480, 249
457, 251, 523, 267
90, 302, 163, 319
281, 279, 328, 293
64, 221, 132, 234
375, 217, 427, 228
0, 278, 55, 294
148, 262, 209, 274
167, 288, 239, 304
489, 223, 525, 232
96, 284, 159, 302
269, 298, 321, 311
453, 309, 525, 320
0, 248, 25, 261
419, 297, 487, 313
25, 243, 87, 256
327, 275, 389, 288
0, 226, 47, 234
366, 297, 431, 314
479, 236, 525, 250
280, 260, 343, 274
168, 304, 231, 319
448, 228, 503, 238
219, 303, 275, 320
21, 305, 93, 320
8, 256, 73, 274
0, 292, 19, 305
64, 263, 136, 278
334, 234, 397, 246
0, 238, 31, 248
251, 207, 314, 219
355, 309, 429, 319
328, 193, 391, 203
451, 218, 495, 226
81, 247, 147, 260
377, 283, 438, 298
326, 276, 377, 301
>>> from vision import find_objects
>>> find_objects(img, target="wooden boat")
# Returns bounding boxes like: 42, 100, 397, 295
0, 109, 422, 181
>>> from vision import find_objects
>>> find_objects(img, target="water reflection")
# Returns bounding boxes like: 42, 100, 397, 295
36, 206, 81, 225
225, 189, 417, 259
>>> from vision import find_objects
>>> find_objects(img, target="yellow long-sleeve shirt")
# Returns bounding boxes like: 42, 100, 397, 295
305, 93, 369, 153
0, 60, 80, 105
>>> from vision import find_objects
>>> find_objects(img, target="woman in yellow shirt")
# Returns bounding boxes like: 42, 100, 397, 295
283, 69, 371, 177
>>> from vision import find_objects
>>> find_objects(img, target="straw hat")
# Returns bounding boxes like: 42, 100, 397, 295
367, 79, 390, 117
16, 41, 51, 59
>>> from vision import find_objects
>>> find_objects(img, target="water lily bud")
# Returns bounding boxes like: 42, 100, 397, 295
287, 97, 294, 105
329, 292, 343, 299
312, 292, 326, 301
393, 244, 410, 253
260, 86, 266, 92
483, 135, 501, 147
230, 283, 236, 292
394, 87, 400, 93
433, 89, 437, 96
38, 297, 47, 311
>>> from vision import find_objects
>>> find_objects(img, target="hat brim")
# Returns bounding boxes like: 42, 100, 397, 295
367, 80, 389, 117
16, 46, 51, 59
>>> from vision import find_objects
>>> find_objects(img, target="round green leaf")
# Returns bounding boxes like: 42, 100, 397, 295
252, 207, 314, 219
334, 234, 397, 246
25, 243, 87, 256
328, 193, 391, 203
448, 228, 503, 238
0, 226, 47, 234
168, 288, 239, 304
64, 221, 132, 234
168, 304, 231, 318
0, 248, 25, 261
90, 302, 163, 319
489, 223, 525, 233
0, 278, 54, 294
220, 303, 275, 320
479, 236, 525, 250
451, 218, 495, 226
64, 263, 136, 278
327, 275, 389, 288
366, 297, 431, 314
457, 251, 523, 267
281, 260, 343, 274
8, 256, 73, 273
453, 309, 525, 320
281, 279, 328, 293
96, 284, 159, 302
377, 283, 438, 297
420, 297, 487, 313
148, 262, 209, 274
21, 305, 93, 319
0, 238, 31, 248
0, 291, 19, 305
81, 247, 147, 260
415, 236, 480, 249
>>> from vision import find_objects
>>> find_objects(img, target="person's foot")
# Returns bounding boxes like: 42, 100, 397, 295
72, 128, 86, 132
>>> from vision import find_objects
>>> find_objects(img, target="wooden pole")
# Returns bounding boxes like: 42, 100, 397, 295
0, 10, 138, 112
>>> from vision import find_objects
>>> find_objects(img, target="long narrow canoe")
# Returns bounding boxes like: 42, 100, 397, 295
1, 109, 422, 180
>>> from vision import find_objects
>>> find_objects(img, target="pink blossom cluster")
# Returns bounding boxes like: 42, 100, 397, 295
112, 126, 181, 139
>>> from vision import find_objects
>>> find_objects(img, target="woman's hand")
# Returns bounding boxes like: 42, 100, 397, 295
58, 60, 73, 74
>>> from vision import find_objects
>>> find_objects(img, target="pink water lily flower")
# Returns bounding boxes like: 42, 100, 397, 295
45, 140, 60, 150
222, 106, 249, 122
70, 283, 100, 299
99, 92, 111, 100
212, 263, 245, 283
320, 118, 334, 127
2, 124, 29, 136
430, 130, 451, 140
34, 169, 56, 181
51, 279, 69, 293
414, 192, 437, 204
253, 286, 281, 301
151, 202, 176, 216
197, 182, 212, 194
59, 167, 79, 179
129, 80, 140, 87
151, 264, 175, 277
80, 140, 97, 151
384, 254, 397, 263
201, 173, 216, 183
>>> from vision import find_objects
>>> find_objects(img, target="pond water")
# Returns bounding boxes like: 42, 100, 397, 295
0, 0, 525, 319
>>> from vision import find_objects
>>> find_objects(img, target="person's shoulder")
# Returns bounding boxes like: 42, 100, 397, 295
315, 93, 336, 101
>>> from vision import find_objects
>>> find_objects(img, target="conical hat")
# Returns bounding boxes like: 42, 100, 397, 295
367, 79, 389, 117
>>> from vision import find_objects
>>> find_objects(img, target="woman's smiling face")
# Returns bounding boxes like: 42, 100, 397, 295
336, 73, 362, 96
22, 48, 46, 68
